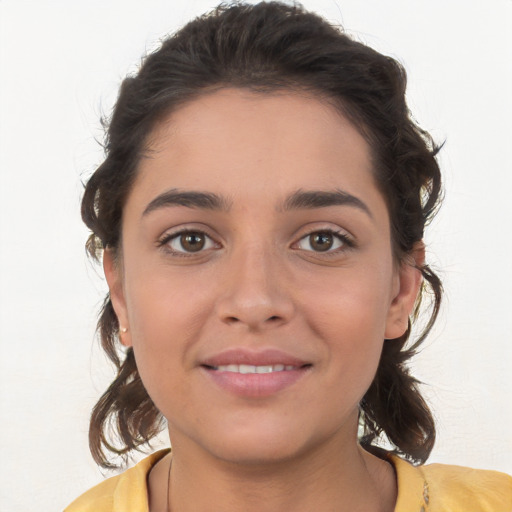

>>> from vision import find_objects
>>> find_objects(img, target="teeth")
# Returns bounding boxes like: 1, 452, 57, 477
214, 363, 295, 373
240, 364, 255, 374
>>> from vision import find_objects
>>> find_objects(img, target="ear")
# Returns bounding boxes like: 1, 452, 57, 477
384, 242, 425, 340
103, 248, 132, 347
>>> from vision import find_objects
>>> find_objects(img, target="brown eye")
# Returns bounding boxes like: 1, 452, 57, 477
180, 232, 205, 252
309, 232, 334, 252
295, 230, 349, 253
165, 230, 216, 254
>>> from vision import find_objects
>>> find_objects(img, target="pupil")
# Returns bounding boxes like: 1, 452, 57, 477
181, 233, 205, 252
311, 232, 333, 251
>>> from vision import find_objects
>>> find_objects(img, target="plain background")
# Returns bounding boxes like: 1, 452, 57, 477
1, 0, 511, 510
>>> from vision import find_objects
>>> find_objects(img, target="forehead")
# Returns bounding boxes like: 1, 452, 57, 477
130, 88, 384, 215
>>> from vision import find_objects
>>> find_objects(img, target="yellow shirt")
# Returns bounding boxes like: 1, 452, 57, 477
65, 450, 512, 512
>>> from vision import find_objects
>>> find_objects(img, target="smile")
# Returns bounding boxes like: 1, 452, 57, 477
210, 364, 299, 373
200, 349, 312, 397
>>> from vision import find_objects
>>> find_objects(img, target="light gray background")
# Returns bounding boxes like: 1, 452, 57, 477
1, 1, 511, 510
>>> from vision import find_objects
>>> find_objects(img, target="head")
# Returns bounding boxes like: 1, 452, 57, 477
82, 1, 442, 468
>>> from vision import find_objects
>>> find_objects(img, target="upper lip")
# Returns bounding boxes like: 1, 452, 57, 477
201, 348, 310, 368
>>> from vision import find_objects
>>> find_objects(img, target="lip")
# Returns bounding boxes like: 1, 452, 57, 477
200, 348, 311, 398
201, 348, 309, 368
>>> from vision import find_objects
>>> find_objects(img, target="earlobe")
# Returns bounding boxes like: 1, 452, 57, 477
384, 243, 425, 340
103, 248, 132, 347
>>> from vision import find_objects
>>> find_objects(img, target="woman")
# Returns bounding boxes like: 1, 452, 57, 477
65, 2, 512, 511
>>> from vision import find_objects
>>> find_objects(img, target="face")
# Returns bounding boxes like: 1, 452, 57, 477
105, 89, 421, 465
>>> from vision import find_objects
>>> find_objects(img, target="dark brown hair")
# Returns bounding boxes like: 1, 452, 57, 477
82, 1, 442, 468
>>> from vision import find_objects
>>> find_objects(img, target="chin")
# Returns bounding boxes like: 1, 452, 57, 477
195, 417, 335, 468
212, 437, 308, 467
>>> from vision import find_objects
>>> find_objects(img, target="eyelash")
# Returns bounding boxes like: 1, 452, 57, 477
157, 227, 355, 257
293, 228, 355, 254
157, 229, 219, 257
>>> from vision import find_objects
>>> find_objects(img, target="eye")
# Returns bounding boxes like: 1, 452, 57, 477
163, 230, 217, 254
295, 230, 351, 253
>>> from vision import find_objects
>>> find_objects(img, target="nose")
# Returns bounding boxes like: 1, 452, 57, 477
215, 244, 295, 331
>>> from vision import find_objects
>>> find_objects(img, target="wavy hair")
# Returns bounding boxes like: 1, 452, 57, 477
82, 1, 442, 468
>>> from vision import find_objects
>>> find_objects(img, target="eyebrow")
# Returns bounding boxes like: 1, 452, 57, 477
282, 189, 373, 218
142, 189, 232, 216
142, 187, 372, 219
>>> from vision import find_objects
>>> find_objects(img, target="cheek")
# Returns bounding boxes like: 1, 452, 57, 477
123, 269, 213, 382
124, 281, 207, 418
300, 262, 395, 339
298, 263, 394, 388
126, 264, 211, 331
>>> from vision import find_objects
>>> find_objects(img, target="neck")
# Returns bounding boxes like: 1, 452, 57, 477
161, 432, 396, 512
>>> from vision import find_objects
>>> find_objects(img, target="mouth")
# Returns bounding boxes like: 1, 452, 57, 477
201, 347, 310, 369
200, 349, 312, 397
203, 363, 309, 374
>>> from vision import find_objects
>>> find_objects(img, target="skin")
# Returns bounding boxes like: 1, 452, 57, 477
104, 89, 423, 512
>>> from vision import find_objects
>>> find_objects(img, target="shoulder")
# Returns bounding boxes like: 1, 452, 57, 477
391, 455, 512, 512
422, 462, 512, 511
64, 450, 170, 512
64, 472, 120, 512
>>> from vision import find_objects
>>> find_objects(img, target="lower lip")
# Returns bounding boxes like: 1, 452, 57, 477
201, 366, 310, 397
